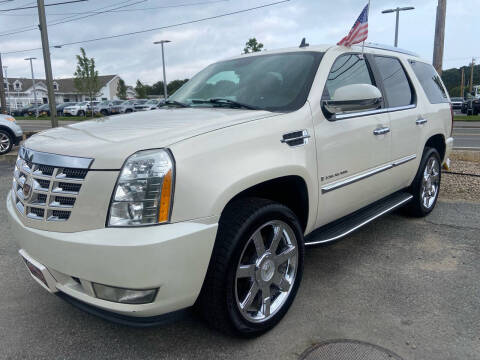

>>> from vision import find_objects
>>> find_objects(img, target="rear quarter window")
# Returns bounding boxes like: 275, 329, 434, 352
409, 60, 449, 104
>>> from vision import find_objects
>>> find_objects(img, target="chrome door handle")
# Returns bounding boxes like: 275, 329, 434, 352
416, 118, 427, 125
373, 127, 390, 135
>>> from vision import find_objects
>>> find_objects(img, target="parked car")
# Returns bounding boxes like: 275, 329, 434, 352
0, 114, 23, 154
110, 99, 137, 114
470, 98, 480, 115
135, 99, 162, 111
7, 43, 453, 336
450, 97, 463, 110
461, 99, 468, 114
56, 102, 77, 116
11, 105, 35, 117
27, 104, 50, 116
93, 100, 124, 116
63, 101, 90, 116
133, 99, 149, 111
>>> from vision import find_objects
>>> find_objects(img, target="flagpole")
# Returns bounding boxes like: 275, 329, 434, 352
361, 0, 370, 56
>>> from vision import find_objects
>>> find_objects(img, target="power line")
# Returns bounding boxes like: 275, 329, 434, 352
0, 0, 146, 36
1, 0, 228, 16
0, 0, 86, 12
2, 0, 290, 55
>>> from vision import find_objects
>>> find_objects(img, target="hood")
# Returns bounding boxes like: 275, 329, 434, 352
24, 107, 278, 169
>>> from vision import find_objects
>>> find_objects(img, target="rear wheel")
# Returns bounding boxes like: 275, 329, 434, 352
406, 147, 441, 217
198, 198, 304, 337
101, 109, 109, 116
125, 109, 133, 113
78, 110, 85, 116
0, 130, 13, 155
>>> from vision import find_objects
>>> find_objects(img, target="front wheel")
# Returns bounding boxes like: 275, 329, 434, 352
406, 147, 441, 217
0, 130, 13, 155
77, 110, 85, 116
198, 198, 304, 337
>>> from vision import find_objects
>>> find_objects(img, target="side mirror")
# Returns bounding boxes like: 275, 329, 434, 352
322, 84, 382, 116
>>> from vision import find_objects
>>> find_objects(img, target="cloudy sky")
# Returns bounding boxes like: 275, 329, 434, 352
0, 0, 478, 86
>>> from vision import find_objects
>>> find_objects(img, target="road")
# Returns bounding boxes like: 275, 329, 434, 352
1, 161, 479, 359
16, 119, 480, 150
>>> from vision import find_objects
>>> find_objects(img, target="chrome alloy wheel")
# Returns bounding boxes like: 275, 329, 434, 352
235, 220, 298, 323
421, 157, 440, 209
0, 132, 11, 153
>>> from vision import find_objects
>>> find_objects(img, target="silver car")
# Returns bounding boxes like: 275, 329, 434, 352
0, 114, 23, 155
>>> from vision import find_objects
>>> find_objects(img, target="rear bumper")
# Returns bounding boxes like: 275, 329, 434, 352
7, 192, 218, 318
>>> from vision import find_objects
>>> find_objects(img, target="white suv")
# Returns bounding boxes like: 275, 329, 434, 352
6, 43, 453, 336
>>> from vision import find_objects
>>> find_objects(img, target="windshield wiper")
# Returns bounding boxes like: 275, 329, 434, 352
162, 100, 189, 108
192, 98, 259, 110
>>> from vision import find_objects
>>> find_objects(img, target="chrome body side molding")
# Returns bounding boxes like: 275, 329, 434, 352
321, 154, 416, 194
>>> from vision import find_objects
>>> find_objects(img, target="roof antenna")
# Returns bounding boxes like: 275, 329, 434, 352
299, 37, 309, 48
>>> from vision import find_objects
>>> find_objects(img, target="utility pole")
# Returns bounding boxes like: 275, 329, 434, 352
432, 0, 447, 75
37, 0, 58, 127
0, 53, 6, 114
469, 58, 475, 94
3, 66, 10, 114
381, 7, 415, 47
460, 68, 465, 98
153, 40, 171, 100
25, 57, 39, 118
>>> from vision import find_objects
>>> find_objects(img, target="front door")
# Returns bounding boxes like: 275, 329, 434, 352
312, 52, 393, 227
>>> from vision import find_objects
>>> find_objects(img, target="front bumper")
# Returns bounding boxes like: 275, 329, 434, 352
7, 192, 218, 318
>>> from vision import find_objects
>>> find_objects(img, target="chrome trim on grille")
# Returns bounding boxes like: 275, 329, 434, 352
12, 147, 90, 222
19, 146, 93, 169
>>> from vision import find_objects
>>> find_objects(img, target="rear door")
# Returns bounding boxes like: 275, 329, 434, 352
370, 55, 419, 191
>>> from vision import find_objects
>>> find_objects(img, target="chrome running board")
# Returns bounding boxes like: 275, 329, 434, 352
305, 191, 413, 246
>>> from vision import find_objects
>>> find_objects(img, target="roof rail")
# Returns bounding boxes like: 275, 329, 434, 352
363, 42, 419, 57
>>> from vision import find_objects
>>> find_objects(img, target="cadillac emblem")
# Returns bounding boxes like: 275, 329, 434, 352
22, 176, 33, 202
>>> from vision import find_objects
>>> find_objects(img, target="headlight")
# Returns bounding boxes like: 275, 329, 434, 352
108, 149, 174, 226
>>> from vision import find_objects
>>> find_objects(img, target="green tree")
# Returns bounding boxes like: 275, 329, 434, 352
135, 80, 148, 98
74, 48, 101, 103
243, 38, 264, 54
116, 78, 127, 100
167, 79, 189, 95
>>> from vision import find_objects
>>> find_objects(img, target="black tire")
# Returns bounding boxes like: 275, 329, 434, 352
125, 109, 133, 113
100, 109, 109, 116
198, 198, 305, 337
0, 129, 13, 155
406, 147, 441, 217
78, 110, 85, 117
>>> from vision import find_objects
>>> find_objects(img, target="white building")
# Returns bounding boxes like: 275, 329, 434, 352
2, 75, 126, 109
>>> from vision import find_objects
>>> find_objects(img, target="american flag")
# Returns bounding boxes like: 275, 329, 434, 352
337, 3, 369, 47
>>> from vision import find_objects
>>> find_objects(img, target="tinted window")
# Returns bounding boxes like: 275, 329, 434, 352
409, 61, 449, 104
170, 52, 323, 112
323, 54, 374, 100
374, 56, 413, 107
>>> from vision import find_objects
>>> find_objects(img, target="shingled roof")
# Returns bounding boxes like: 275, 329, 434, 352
3, 75, 116, 94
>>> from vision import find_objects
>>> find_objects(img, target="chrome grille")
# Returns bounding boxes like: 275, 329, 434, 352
12, 147, 93, 222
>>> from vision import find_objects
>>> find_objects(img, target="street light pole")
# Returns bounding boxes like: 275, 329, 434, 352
153, 40, 171, 101
3, 66, 9, 114
382, 6, 415, 47
25, 57, 39, 118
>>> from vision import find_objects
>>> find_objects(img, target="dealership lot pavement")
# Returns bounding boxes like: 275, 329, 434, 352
0, 161, 479, 360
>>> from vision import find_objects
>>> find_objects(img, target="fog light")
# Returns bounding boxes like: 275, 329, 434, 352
92, 283, 158, 304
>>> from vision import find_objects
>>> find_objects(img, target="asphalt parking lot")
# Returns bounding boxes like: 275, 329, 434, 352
1, 161, 479, 360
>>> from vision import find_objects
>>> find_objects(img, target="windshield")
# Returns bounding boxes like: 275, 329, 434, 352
123, 100, 135, 105
169, 52, 323, 112
78, 102, 88, 106
135, 100, 148, 104
146, 99, 158, 104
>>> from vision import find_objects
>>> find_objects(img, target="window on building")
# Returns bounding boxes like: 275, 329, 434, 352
409, 60, 449, 104
53, 82, 59, 91
14, 81, 22, 91
374, 56, 414, 108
